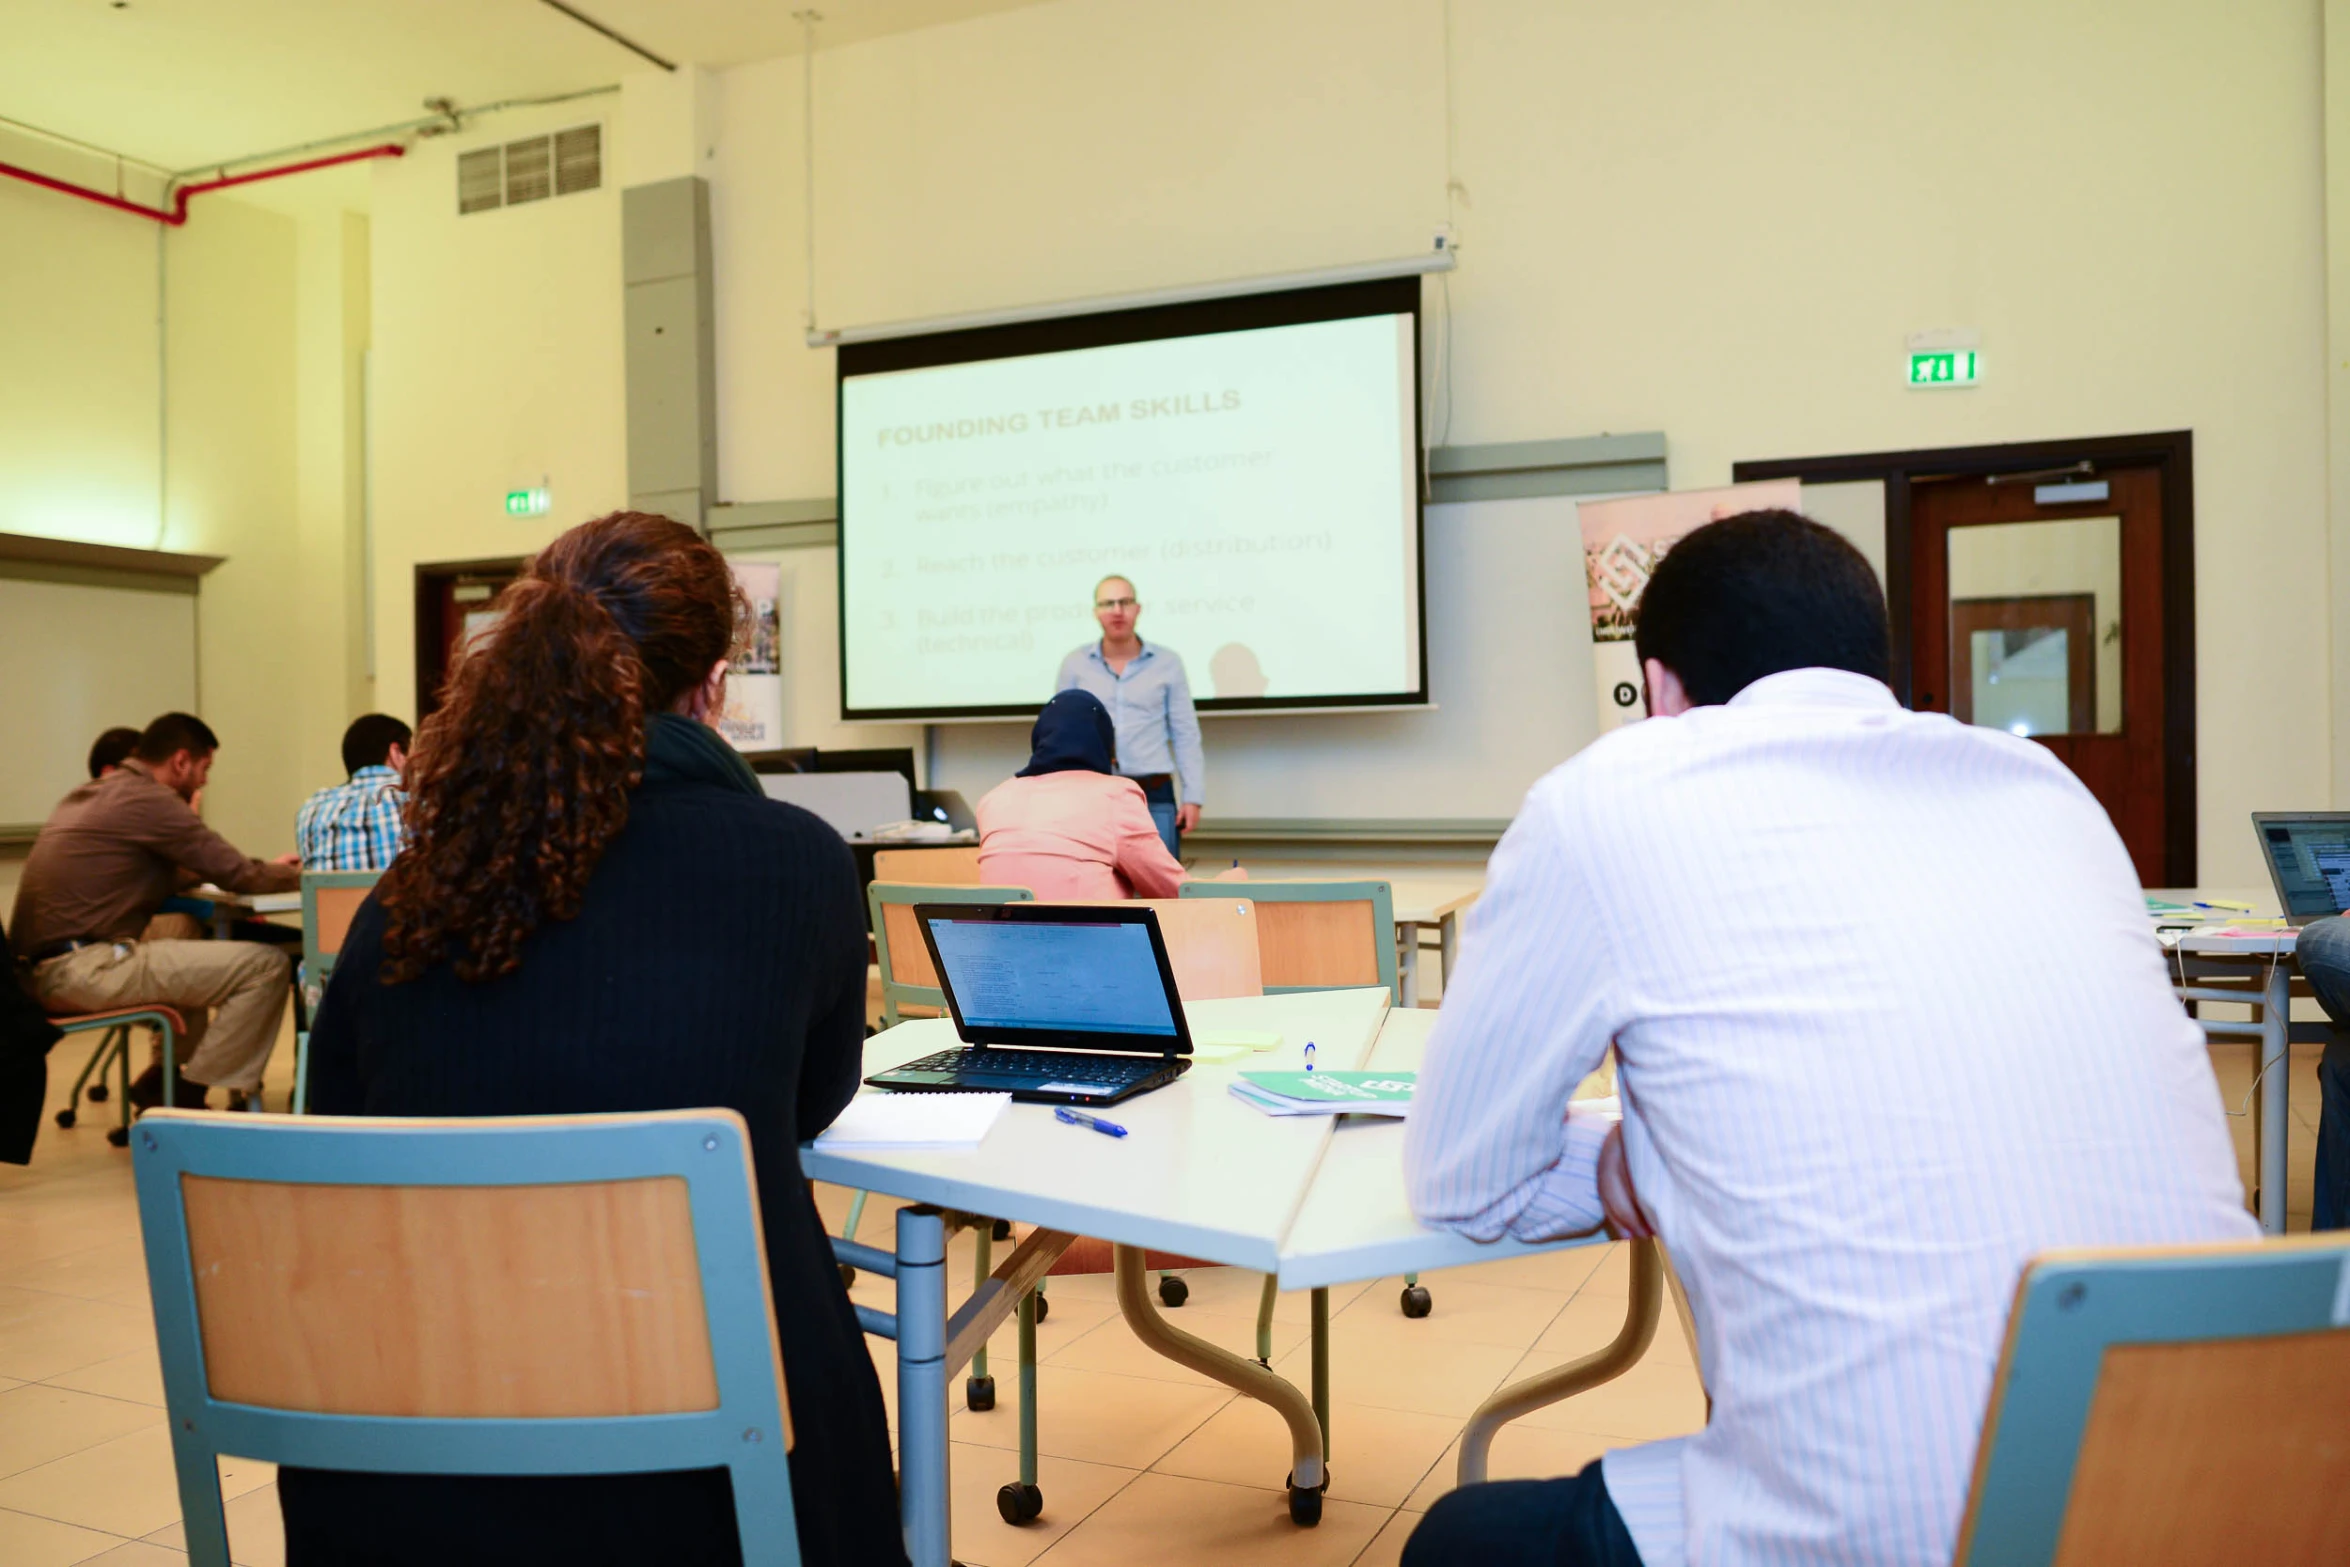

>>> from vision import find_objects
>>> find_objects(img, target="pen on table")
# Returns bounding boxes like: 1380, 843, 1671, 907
1303, 1041, 1316, 1073
1054, 1107, 1127, 1138
2194, 900, 2254, 912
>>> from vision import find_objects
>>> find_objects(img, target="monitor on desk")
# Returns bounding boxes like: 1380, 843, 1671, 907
2252, 811, 2350, 924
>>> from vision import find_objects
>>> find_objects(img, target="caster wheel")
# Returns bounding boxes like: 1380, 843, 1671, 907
1034, 1293, 1050, 1323
55, 1108, 76, 1129
839, 1264, 857, 1290
106, 1126, 130, 1148
1400, 1284, 1433, 1318
966, 1374, 996, 1412
1158, 1275, 1189, 1308
87, 1083, 109, 1103
996, 1481, 1043, 1525
991, 1218, 1012, 1241
1287, 1481, 1323, 1527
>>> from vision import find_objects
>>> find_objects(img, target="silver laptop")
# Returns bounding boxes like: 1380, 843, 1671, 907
2252, 812, 2350, 926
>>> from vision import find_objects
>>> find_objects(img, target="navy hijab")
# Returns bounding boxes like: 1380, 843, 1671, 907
1017, 690, 1116, 777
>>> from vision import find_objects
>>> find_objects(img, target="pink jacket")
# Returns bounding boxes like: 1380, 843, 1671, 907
975, 771, 1187, 901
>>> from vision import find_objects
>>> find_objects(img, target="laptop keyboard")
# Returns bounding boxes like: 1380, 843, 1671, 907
895, 1047, 1168, 1084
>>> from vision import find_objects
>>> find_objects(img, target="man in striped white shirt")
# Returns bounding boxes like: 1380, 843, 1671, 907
1402, 512, 2254, 1566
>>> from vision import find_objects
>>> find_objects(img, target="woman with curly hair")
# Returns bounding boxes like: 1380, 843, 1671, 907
282, 512, 905, 1567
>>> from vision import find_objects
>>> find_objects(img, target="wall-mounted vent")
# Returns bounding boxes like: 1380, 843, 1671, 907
456, 124, 602, 216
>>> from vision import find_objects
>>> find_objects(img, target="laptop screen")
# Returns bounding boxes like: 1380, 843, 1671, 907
2259, 816, 2350, 917
925, 915, 1181, 1039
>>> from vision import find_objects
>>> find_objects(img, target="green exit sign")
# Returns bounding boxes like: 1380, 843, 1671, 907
504, 487, 550, 516
1907, 349, 1979, 387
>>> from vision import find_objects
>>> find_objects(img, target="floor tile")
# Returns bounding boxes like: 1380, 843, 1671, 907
0, 1384, 163, 1481
1536, 1290, 1697, 1369
1027, 1470, 1386, 1566
1335, 1275, 1568, 1349
0, 1504, 130, 1567
1351, 1507, 1426, 1567
74, 1545, 185, 1567
1404, 1426, 1629, 1512
1499, 1349, 1707, 1441
0, 1291, 156, 1385
1045, 1306, 1307, 1387
0, 1241, 151, 1307
953, 1365, 1232, 1469
1423, 1241, 1611, 1295
1576, 1243, 1635, 1299
1271, 1313, 1524, 1419
1145, 1267, 1373, 1325
1154, 1396, 1457, 1508
945, 1442, 1137, 1567
0, 1429, 271, 1539
45, 1348, 166, 1409
142, 1482, 283, 1567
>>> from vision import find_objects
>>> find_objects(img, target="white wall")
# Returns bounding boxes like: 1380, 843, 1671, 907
348, 0, 2336, 882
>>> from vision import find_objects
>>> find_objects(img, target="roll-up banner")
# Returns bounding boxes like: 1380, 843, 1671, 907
1577, 481, 1803, 735
720, 561, 786, 752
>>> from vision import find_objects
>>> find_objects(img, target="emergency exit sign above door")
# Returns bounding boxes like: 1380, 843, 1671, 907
1905, 329, 1981, 389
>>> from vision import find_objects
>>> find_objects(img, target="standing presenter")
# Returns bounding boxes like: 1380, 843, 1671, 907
1056, 575, 1203, 860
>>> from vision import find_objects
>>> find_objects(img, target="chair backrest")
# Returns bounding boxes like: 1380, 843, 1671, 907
1087, 898, 1263, 1001
301, 869, 383, 989
870, 846, 983, 886
1184, 880, 1397, 1001
868, 881, 1034, 1026
1953, 1234, 2350, 1567
131, 1107, 802, 1566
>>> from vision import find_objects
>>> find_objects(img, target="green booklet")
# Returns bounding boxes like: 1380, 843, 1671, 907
1229, 1071, 1415, 1118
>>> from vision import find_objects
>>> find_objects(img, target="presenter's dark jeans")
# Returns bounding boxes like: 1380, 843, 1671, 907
1137, 776, 1181, 861
2293, 918, 2350, 1230
1402, 1462, 1644, 1567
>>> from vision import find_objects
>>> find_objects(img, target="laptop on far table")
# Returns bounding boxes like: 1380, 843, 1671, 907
865, 903, 1194, 1107
2252, 811, 2350, 926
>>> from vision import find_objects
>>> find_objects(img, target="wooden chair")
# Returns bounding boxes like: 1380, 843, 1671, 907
131, 1107, 804, 1567
1954, 1234, 2350, 1566
1184, 879, 1398, 1003
870, 846, 984, 886
50, 1004, 185, 1147
1089, 897, 1264, 1001
868, 881, 1035, 1026
293, 870, 381, 1114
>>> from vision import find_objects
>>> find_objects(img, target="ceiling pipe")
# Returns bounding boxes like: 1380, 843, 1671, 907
0, 141, 404, 225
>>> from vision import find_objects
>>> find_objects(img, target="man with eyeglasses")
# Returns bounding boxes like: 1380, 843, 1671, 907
1055, 575, 1204, 860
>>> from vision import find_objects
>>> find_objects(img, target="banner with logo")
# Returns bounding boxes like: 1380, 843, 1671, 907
1577, 481, 1802, 734
718, 561, 786, 752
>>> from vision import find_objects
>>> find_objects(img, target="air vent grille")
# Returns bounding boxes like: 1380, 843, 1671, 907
456, 147, 503, 214
455, 123, 604, 216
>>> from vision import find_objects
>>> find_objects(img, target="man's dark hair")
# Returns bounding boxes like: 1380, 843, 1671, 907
133, 712, 220, 765
1633, 509, 1889, 706
341, 713, 413, 776
87, 727, 142, 779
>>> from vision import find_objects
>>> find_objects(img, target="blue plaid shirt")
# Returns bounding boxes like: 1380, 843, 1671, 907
295, 765, 409, 871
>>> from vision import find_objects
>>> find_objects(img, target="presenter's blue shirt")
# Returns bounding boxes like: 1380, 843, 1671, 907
1055, 641, 1205, 804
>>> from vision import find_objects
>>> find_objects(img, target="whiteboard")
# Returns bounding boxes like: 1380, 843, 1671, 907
0, 576, 198, 829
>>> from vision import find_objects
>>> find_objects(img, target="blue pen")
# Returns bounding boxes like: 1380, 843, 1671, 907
1055, 1107, 1128, 1138
1303, 1041, 1316, 1073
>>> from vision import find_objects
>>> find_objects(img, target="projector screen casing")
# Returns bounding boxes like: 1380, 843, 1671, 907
835, 276, 1426, 722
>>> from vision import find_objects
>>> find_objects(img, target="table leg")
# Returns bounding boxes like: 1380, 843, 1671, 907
1458, 1239, 1662, 1486
2260, 962, 2291, 1236
896, 1205, 952, 1567
1439, 912, 1460, 993
1112, 1245, 1323, 1496
1397, 922, 1419, 1008
1310, 1286, 1329, 1461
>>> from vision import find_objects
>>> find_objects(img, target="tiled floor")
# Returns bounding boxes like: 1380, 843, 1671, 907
0, 1015, 2321, 1566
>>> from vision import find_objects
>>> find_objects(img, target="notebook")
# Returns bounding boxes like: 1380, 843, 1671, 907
1230, 1071, 1416, 1118
815, 1091, 1011, 1150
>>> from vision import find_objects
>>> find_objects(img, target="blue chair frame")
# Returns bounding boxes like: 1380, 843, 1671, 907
1955, 1235, 2350, 1565
292, 870, 381, 1114
131, 1108, 802, 1567
52, 1006, 182, 1145
868, 881, 1033, 1026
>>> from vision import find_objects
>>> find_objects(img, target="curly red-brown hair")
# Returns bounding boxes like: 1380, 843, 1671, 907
376, 511, 744, 983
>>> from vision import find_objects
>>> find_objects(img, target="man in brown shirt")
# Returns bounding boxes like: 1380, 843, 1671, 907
11, 713, 300, 1108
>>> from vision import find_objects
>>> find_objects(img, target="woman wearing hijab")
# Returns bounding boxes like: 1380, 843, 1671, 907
285, 512, 905, 1567
976, 689, 1194, 899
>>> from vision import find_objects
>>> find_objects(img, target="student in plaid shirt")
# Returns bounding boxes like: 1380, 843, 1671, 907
296, 715, 412, 871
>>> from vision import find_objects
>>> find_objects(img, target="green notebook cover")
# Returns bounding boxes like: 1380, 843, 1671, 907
1233, 1071, 1415, 1108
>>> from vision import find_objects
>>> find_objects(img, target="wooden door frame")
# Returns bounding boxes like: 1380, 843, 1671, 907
1950, 593, 2097, 733
1733, 431, 2195, 883
413, 555, 528, 720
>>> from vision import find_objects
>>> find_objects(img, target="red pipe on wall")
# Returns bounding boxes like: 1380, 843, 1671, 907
0, 141, 405, 225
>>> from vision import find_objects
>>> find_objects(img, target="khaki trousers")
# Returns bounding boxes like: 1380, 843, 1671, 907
30, 938, 291, 1093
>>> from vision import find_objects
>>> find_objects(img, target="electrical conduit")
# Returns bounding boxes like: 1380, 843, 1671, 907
0, 142, 404, 225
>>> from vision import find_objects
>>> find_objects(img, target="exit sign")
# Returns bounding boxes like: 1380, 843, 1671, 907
1907, 350, 1979, 387
505, 486, 550, 516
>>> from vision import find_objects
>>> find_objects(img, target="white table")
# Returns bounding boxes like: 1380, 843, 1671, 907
187, 886, 302, 941
804, 990, 1640, 1563
2151, 887, 2303, 1235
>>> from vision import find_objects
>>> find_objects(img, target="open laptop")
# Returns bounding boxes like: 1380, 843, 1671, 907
864, 903, 1194, 1106
2252, 812, 2350, 925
